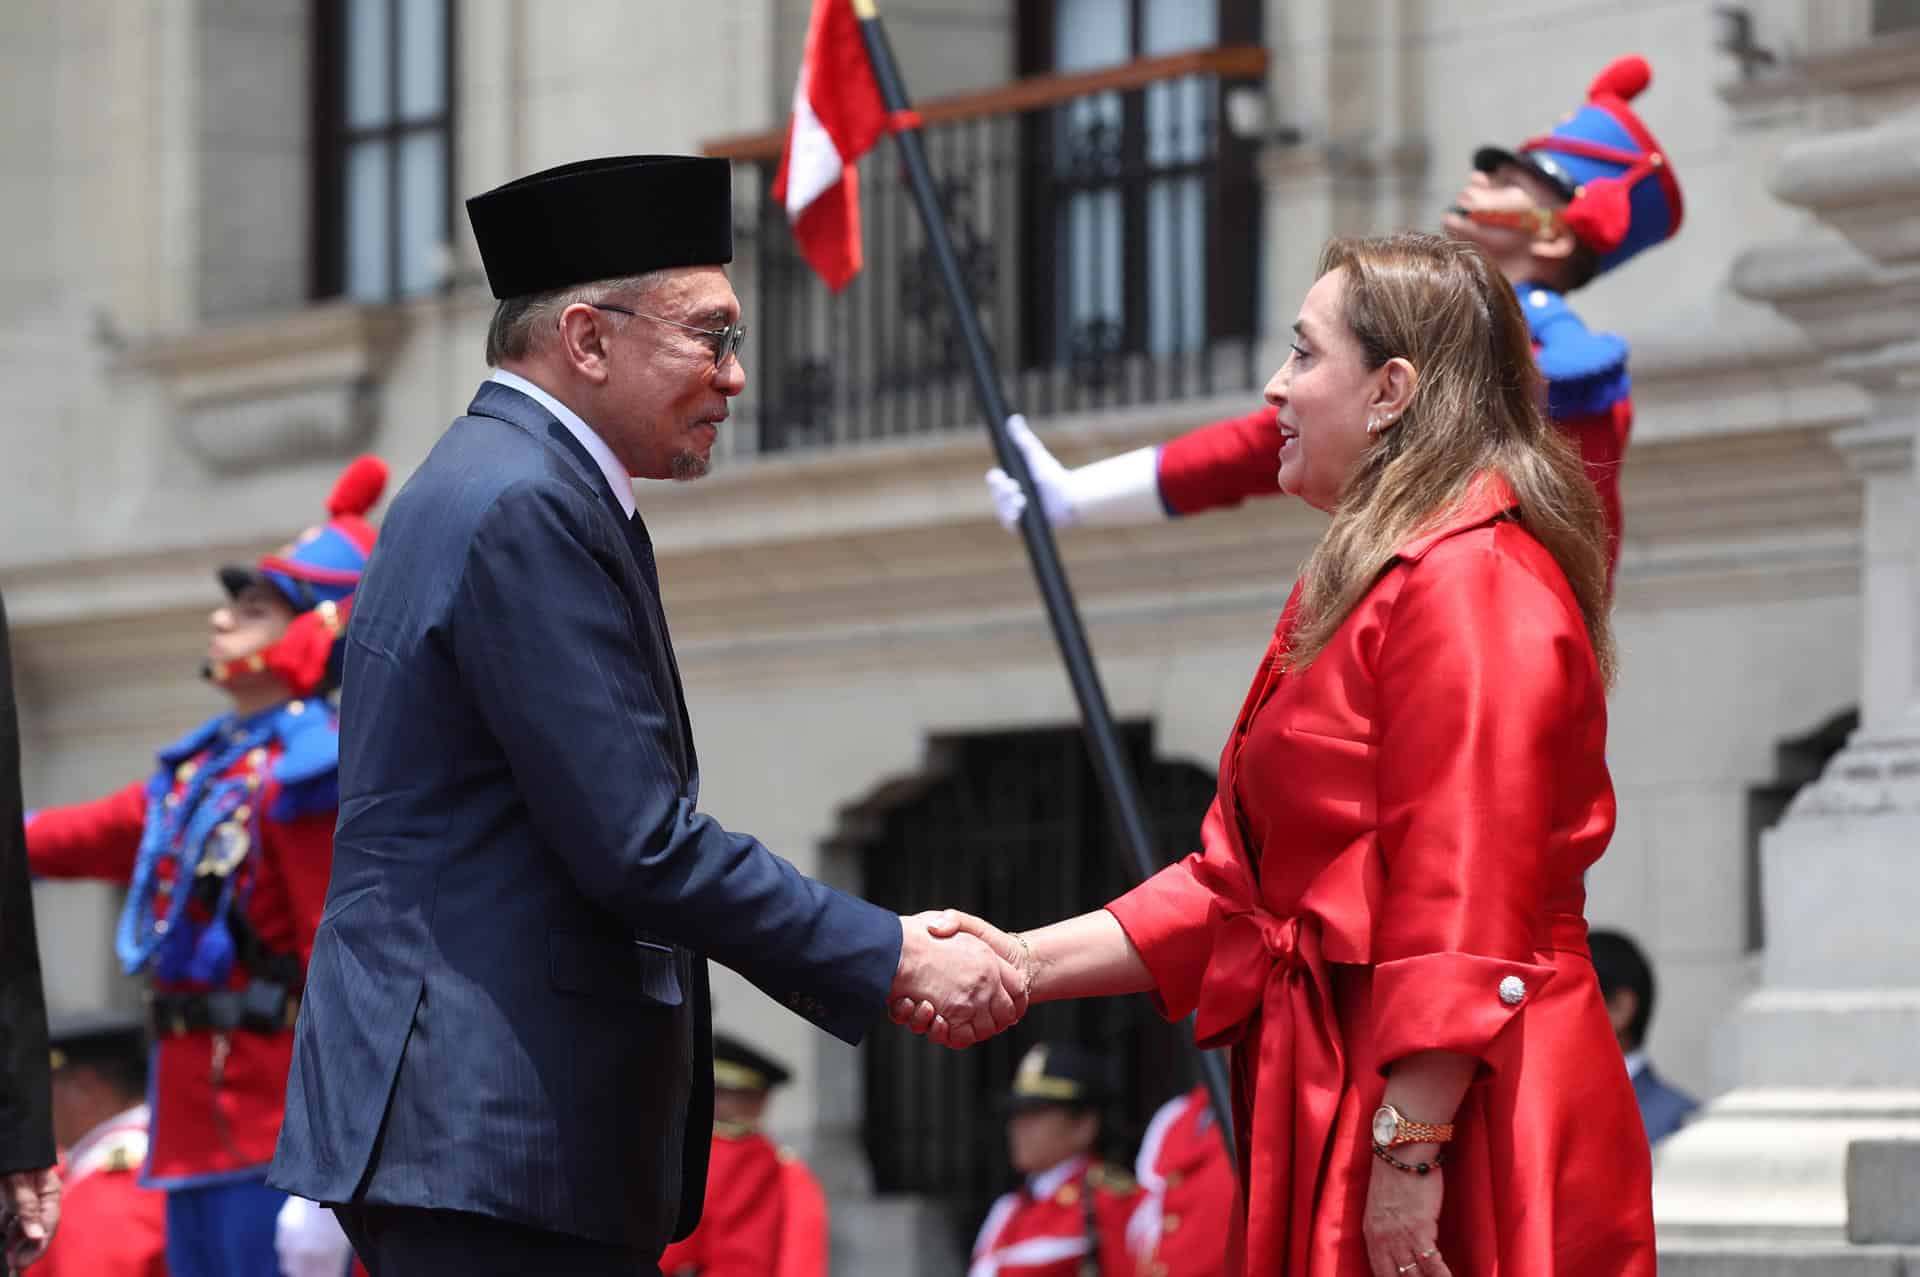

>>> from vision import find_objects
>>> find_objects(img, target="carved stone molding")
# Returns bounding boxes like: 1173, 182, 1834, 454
1719, 29, 1920, 109
1732, 230, 1920, 357
1832, 414, 1919, 477
126, 302, 410, 475
1785, 702, 1920, 818
1770, 111, 1920, 266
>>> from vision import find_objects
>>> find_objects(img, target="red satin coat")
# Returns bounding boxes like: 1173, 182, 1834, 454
1106, 476, 1654, 1276
1155, 395, 1631, 587
1132, 1086, 1234, 1277
27, 745, 336, 1185
658, 1128, 828, 1277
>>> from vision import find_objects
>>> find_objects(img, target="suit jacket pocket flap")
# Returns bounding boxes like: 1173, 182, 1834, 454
548, 930, 685, 1007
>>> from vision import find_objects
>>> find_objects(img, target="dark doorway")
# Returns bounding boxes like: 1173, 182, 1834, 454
849, 723, 1217, 1255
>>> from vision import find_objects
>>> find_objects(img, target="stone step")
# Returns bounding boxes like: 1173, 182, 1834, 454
1653, 1091, 1920, 1239
1722, 992, 1920, 1090
1658, 1242, 1920, 1277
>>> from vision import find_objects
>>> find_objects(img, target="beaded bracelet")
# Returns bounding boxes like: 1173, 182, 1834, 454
1371, 1141, 1448, 1176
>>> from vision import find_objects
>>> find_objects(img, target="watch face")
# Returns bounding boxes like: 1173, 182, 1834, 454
1372, 1105, 1398, 1145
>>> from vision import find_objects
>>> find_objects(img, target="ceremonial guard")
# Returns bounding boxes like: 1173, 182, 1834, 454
38, 1012, 167, 1277
969, 1044, 1143, 1277
987, 54, 1682, 586
659, 1035, 829, 1277
1128, 1086, 1232, 1277
26, 456, 386, 1277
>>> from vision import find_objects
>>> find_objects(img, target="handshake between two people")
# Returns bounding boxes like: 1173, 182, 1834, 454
888, 909, 1030, 1049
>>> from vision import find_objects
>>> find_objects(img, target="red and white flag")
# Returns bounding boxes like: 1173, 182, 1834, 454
772, 0, 893, 291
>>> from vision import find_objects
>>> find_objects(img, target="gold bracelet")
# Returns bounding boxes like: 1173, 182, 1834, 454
1010, 931, 1035, 1001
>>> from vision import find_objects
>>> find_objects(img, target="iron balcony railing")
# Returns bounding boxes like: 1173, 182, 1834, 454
705, 45, 1268, 460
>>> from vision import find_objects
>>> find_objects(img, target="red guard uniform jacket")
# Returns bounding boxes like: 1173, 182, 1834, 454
27, 709, 337, 1186
1155, 287, 1633, 587
1130, 1087, 1233, 1277
970, 1155, 1143, 1277
37, 1105, 168, 1277
1106, 476, 1655, 1277
658, 1126, 828, 1277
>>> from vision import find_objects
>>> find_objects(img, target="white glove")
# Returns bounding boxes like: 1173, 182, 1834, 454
275, 1196, 354, 1277
984, 415, 1167, 532
986, 415, 1077, 530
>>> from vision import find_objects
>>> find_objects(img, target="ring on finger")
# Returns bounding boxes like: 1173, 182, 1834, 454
1420, 1249, 1438, 1260
1397, 1265, 1418, 1275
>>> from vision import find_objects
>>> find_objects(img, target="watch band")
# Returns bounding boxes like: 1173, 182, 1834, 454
1388, 1115, 1455, 1147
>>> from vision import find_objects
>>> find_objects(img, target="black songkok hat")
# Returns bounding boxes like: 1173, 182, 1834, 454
465, 155, 734, 300
712, 1033, 793, 1094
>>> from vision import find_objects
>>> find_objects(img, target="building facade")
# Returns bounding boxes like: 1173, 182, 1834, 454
6, 1, 1915, 1270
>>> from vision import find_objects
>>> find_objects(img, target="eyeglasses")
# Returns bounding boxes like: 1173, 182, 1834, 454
588, 303, 747, 370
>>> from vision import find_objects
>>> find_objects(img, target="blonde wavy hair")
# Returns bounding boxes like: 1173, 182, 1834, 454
1284, 233, 1616, 685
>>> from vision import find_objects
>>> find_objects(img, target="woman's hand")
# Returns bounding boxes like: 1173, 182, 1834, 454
1362, 1151, 1453, 1277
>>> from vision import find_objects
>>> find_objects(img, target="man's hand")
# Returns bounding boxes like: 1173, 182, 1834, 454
2, 1166, 61, 1270
984, 415, 1077, 532
888, 913, 1027, 1049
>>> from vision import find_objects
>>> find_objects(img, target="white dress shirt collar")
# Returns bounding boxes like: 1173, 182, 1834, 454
1027, 1152, 1091, 1201
1624, 1049, 1648, 1081
489, 368, 636, 518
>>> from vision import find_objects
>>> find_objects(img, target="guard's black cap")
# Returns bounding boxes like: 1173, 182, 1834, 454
1471, 145, 1580, 204
1004, 1042, 1111, 1114
465, 155, 734, 299
713, 1033, 792, 1094
48, 1009, 147, 1075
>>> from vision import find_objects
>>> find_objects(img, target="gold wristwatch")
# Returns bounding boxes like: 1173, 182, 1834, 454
1371, 1103, 1454, 1149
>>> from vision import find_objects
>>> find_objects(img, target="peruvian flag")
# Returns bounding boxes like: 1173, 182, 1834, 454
772, 0, 892, 291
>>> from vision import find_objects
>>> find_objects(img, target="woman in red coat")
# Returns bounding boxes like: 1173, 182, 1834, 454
905, 232, 1655, 1276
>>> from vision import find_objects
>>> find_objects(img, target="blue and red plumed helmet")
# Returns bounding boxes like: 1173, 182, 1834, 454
1473, 55, 1683, 278
211, 455, 387, 696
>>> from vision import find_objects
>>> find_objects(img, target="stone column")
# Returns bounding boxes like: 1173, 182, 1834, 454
1653, 109, 1920, 1248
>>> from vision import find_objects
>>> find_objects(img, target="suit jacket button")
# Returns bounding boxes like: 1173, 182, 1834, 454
1499, 976, 1526, 1005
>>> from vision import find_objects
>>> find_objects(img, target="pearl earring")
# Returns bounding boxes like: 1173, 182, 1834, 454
1367, 415, 1381, 436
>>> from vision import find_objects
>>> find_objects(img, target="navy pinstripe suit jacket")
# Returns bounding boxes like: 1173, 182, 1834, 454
269, 381, 901, 1254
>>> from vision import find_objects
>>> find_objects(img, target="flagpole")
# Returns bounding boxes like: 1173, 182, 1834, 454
849, 0, 1237, 1165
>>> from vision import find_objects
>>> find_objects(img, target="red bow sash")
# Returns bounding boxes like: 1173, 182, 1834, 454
1194, 899, 1347, 1277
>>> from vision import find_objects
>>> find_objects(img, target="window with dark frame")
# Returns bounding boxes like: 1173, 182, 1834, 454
1016, 0, 1261, 377
312, 0, 455, 302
